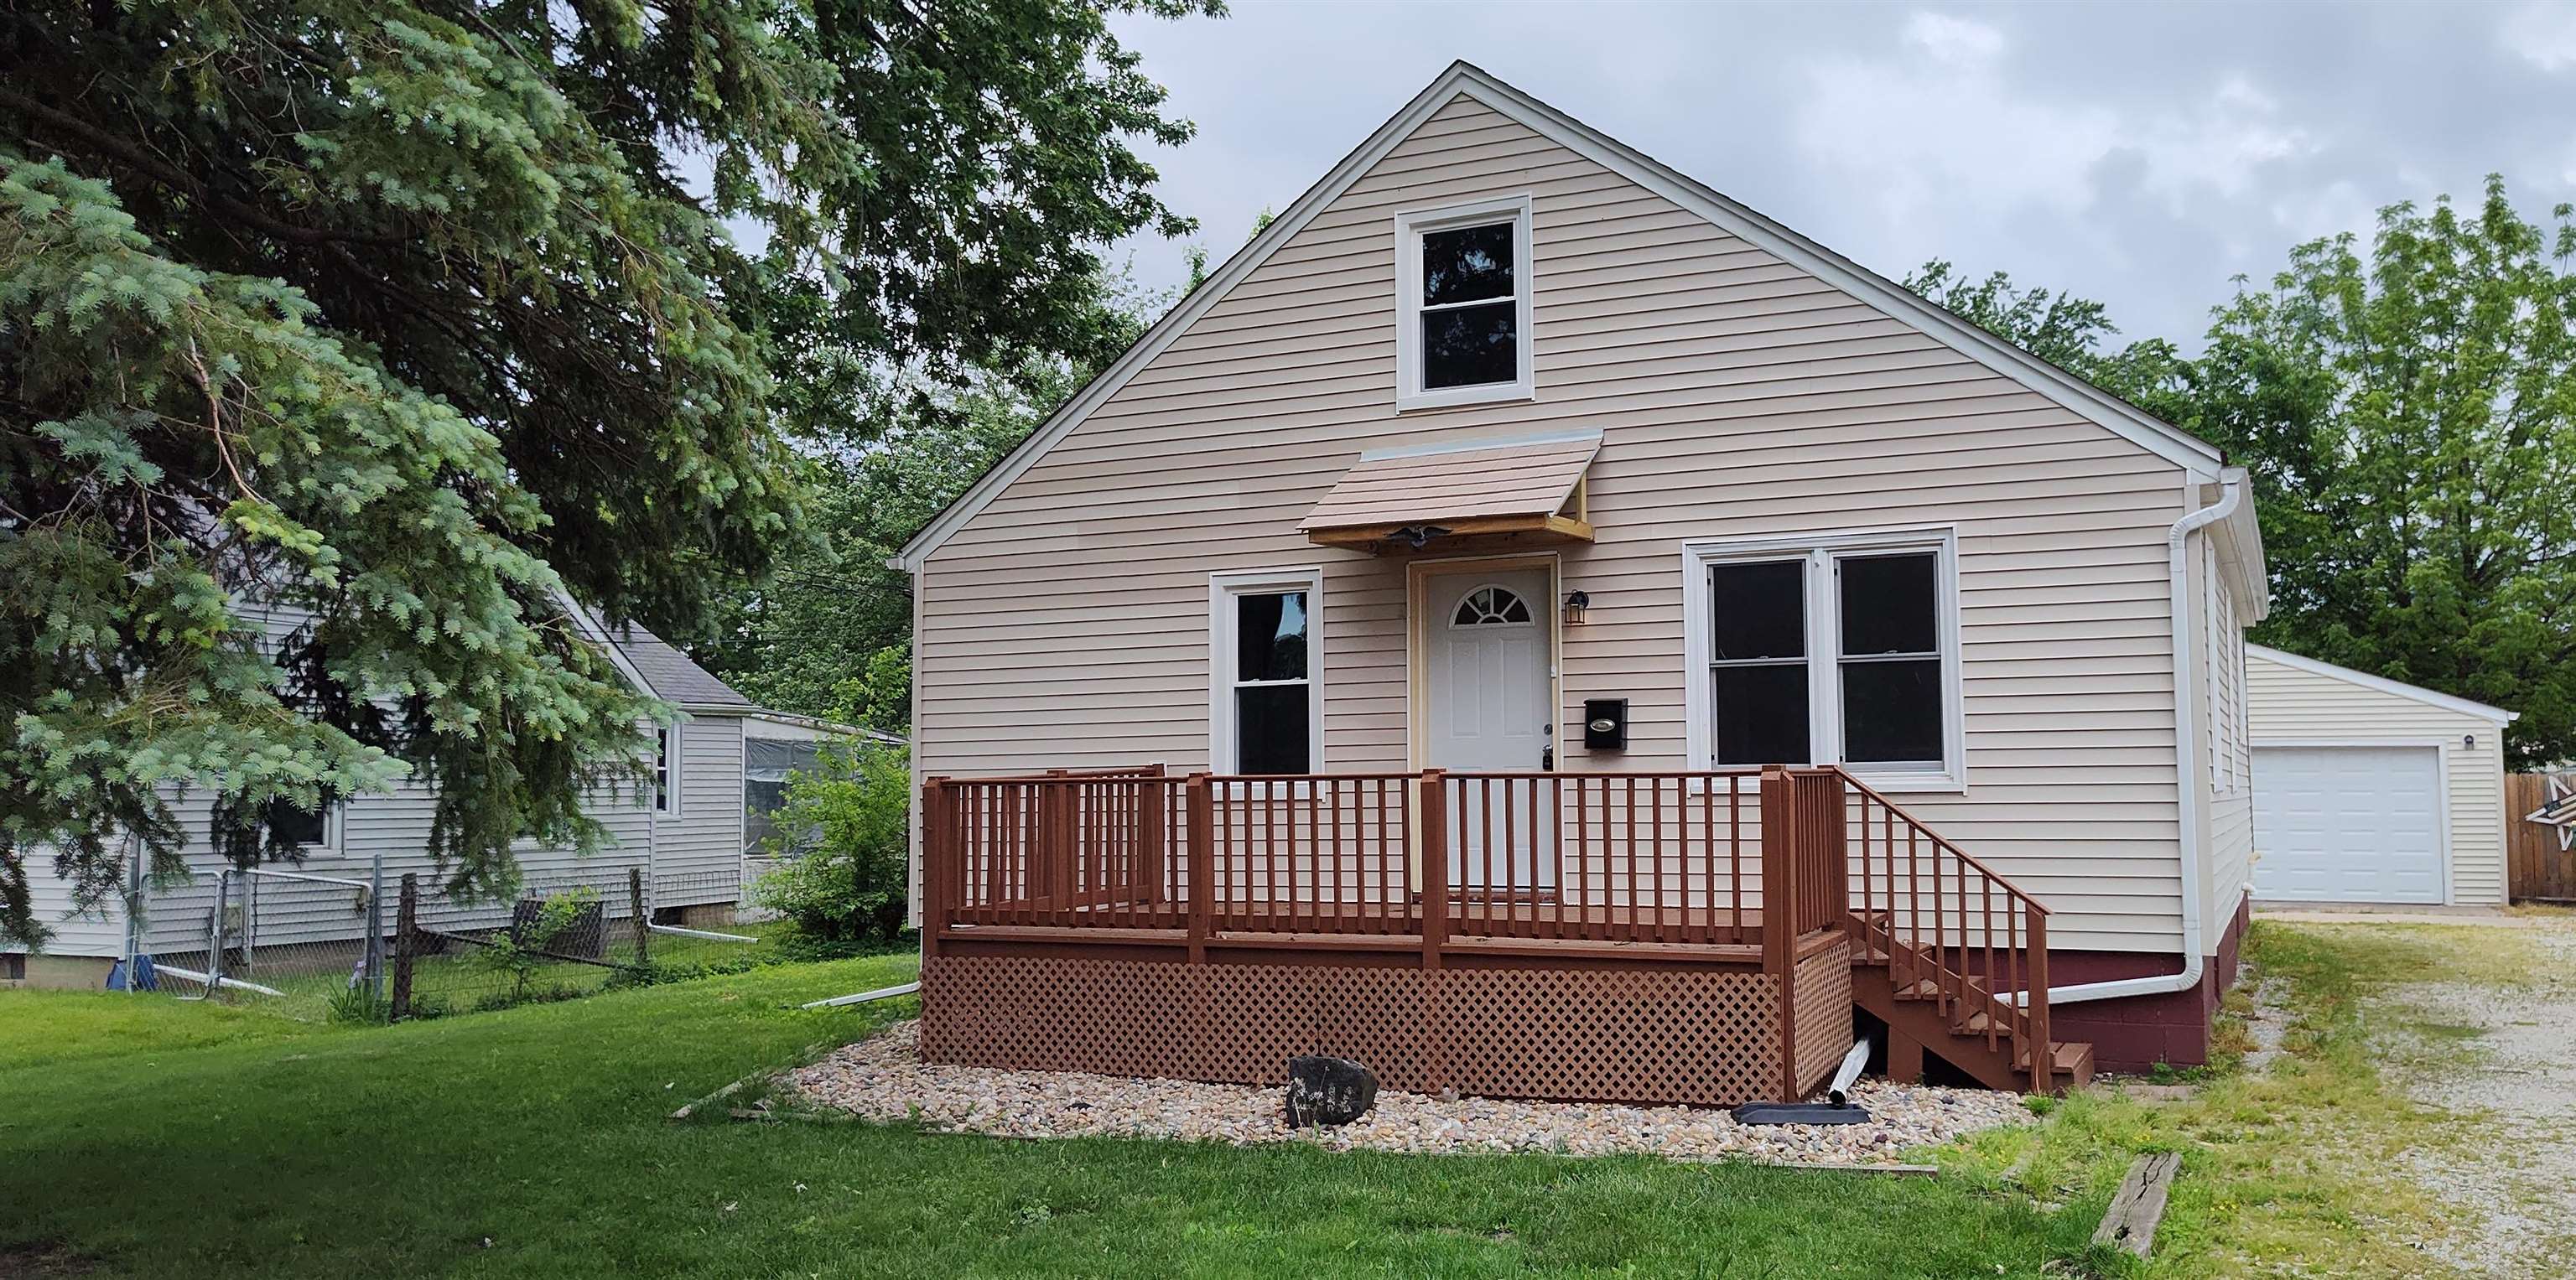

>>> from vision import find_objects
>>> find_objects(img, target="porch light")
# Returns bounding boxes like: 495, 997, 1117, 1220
1563, 589, 1590, 624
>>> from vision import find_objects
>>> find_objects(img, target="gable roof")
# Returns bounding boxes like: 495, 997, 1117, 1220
892, 61, 2224, 573
2247, 644, 2518, 724
605, 625, 758, 710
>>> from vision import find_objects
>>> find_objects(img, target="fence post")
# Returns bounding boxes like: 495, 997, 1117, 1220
1137, 775, 1166, 906
207, 868, 229, 998
1185, 774, 1213, 964
391, 873, 418, 1021
920, 778, 948, 962
2026, 905, 2051, 1094
1760, 765, 1800, 1101
363, 846, 387, 1001
627, 867, 651, 970
1417, 770, 1447, 971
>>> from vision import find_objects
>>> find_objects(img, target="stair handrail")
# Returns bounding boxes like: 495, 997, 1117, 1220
1831, 768, 2056, 1093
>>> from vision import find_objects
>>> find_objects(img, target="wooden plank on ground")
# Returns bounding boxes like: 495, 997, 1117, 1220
2092, 1152, 2182, 1258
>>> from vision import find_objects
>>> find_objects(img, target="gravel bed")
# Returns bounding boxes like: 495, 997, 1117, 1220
2394, 918, 2576, 1277
781, 1022, 2031, 1167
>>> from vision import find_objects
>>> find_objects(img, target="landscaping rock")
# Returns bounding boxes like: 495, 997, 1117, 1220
1284, 1055, 1377, 1127
781, 1021, 2030, 1168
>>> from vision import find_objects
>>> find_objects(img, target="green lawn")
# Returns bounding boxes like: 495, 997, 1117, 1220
2, 954, 2134, 1278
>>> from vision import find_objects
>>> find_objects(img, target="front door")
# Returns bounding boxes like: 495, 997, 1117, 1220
1425, 567, 1552, 893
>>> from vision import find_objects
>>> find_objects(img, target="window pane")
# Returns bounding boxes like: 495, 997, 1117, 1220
265, 798, 328, 848
1421, 303, 1517, 389
1842, 658, 1944, 764
1838, 553, 1937, 656
1711, 561, 1805, 660
1421, 222, 1514, 305
1714, 665, 1810, 765
1235, 591, 1308, 681
1235, 684, 1310, 775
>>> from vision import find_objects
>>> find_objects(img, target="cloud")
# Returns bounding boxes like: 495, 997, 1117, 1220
1791, 9, 2315, 254
2501, 4, 2576, 71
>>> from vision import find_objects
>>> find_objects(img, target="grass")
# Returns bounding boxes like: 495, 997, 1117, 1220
1943, 920, 2549, 1277
0, 920, 2525, 1277
3, 954, 2136, 1279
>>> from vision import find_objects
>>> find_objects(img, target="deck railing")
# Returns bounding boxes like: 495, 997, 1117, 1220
923, 763, 2054, 1092
1840, 775, 2054, 1093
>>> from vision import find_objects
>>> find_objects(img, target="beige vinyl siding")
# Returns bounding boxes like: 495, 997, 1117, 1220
916, 94, 2193, 953
2196, 535, 2257, 930
2246, 650, 2511, 905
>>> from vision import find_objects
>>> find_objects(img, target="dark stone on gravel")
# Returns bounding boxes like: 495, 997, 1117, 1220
1285, 1055, 1377, 1127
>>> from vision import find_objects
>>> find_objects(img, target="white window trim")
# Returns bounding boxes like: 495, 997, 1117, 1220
1208, 567, 1327, 775
653, 721, 682, 817
1680, 528, 1967, 792
1393, 194, 1536, 412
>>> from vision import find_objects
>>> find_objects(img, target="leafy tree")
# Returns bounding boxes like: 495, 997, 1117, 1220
1903, 259, 2187, 409
749, 743, 911, 942
703, 261, 1171, 732
1909, 178, 2576, 766
1, 0, 1211, 947
2178, 179, 2576, 767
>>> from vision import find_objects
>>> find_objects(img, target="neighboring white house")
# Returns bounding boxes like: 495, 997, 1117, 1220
2246, 644, 2517, 906
8, 619, 884, 987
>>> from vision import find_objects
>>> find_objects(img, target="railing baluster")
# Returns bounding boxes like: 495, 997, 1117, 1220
1650, 776, 1666, 942
1623, 776, 1639, 943
1983, 874, 1997, 1052
1728, 780, 1743, 944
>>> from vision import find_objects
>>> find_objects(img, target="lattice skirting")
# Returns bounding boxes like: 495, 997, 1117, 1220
921, 955, 1801, 1106
1791, 936, 1856, 1093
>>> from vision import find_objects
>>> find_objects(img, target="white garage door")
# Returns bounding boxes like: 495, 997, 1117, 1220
2252, 745, 2446, 904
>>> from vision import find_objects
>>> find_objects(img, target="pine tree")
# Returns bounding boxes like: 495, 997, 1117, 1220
0, 0, 1213, 946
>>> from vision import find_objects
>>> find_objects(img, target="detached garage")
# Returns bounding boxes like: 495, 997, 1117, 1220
2245, 645, 2518, 905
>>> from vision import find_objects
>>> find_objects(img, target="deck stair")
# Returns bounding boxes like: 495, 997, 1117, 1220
1847, 908, 2093, 1093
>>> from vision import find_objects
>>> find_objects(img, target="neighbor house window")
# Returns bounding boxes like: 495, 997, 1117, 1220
743, 736, 823, 855
1394, 195, 1535, 410
263, 796, 341, 857
1210, 568, 1324, 775
1684, 532, 1965, 789
652, 724, 680, 815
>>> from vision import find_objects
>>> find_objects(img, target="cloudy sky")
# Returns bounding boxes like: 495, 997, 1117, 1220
1106, 1, 2576, 352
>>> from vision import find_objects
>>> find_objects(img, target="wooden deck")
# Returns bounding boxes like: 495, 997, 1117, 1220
919, 765, 2088, 1101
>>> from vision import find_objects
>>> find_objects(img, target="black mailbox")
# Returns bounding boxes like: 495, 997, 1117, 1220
1581, 698, 1629, 751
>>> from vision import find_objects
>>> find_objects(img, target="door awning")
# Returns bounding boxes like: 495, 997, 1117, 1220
1299, 430, 1600, 550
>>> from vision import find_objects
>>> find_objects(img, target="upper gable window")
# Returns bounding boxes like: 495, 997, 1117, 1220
1395, 195, 1535, 411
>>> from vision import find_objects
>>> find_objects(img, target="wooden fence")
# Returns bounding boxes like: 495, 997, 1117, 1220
2506, 772, 2576, 903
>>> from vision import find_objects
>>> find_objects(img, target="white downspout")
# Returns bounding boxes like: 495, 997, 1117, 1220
2046, 467, 2246, 1006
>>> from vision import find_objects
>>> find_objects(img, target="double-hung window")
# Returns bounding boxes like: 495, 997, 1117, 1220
652, 723, 680, 816
1210, 568, 1323, 775
1685, 532, 1964, 789
1394, 195, 1535, 409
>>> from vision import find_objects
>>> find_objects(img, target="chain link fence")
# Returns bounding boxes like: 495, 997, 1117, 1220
165, 865, 790, 1022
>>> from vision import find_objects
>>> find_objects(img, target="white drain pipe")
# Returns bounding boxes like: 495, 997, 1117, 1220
2043, 468, 2246, 1007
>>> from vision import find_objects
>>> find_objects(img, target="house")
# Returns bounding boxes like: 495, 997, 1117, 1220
891, 61, 2270, 1096
2246, 645, 2516, 906
6, 616, 879, 989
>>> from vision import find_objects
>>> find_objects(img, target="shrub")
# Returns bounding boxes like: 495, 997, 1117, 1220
750, 743, 909, 942
470, 887, 600, 1003
326, 981, 392, 1025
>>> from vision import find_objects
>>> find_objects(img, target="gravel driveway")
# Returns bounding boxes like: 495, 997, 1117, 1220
2375, 915, 2576, 1277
